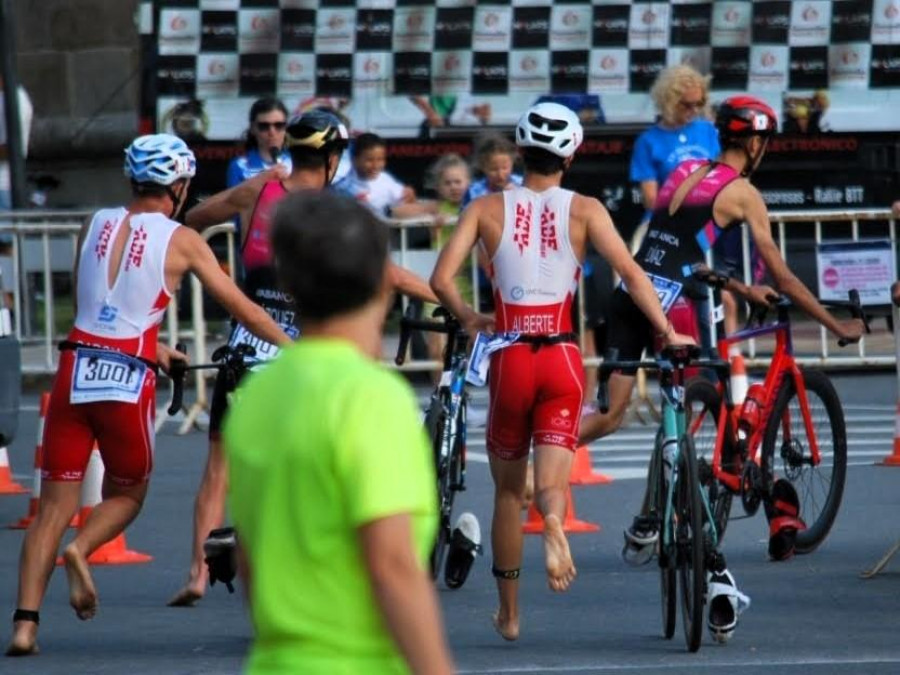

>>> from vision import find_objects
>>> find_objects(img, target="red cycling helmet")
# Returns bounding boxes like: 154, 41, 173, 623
715, 95, 778, 139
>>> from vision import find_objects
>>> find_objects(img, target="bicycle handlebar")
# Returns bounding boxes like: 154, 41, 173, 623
837, 288, 871, 347
596, 347, 732, 414
167, 343, 258, 416
167, 342, 188, 416
394, 305, 461, 366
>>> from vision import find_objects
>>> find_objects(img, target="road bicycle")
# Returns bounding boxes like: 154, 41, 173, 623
686, 271, 869, 551
599, 345, 733, 652
395, 306, 471, 585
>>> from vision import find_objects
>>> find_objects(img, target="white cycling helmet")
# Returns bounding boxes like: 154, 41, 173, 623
124, 134, 197, 185
515, 102, 584, 159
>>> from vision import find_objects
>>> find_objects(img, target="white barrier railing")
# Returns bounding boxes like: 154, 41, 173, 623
2, 207, 897, 381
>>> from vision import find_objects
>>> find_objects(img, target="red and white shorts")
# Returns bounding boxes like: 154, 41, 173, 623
486, 343, 585, 460
41, 350, 157, 486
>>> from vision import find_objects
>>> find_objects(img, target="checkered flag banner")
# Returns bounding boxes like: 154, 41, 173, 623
146, 1, 899, 99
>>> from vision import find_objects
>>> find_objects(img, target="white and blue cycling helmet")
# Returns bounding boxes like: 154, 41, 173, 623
124, 134, 197, 185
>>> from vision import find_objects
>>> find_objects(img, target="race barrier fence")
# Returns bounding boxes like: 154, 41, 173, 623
1, 207, 897, 431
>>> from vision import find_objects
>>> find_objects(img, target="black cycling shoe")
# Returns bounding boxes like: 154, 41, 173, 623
621, 515, 658, 567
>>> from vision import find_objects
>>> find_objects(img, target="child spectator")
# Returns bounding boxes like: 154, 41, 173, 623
424, 154, 471, 380
334, 132, 431, 219
462, 133, 522, 207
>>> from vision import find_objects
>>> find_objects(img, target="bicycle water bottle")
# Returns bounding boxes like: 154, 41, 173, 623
738, 383, 766, 436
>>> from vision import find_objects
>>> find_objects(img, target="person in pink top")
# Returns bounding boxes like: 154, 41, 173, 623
431, 102, 691, 642
6, 134, 290, 657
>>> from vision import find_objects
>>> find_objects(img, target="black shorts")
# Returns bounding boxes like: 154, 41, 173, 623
605, 288, 655, 372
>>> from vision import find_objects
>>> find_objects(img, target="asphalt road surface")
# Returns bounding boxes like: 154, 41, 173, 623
1, 372, 899, 675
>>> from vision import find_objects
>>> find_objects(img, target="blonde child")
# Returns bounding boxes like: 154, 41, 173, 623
462, 133, 522, 206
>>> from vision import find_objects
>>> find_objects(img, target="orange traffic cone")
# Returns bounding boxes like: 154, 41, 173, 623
730, 352, 749, 405
8, 393, 64, 528
569, 445, 613, 485
879, 400, 900, 466
522, 486, 600, 534
0, 444, 27, 494
61, 447, 152, 565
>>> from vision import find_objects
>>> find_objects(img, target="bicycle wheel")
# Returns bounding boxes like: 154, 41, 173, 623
761, 369, 847, 554
653, 433, 676, 640
676, 435, 705, 653
426, 393, 453, 579
685, 378, 734, 542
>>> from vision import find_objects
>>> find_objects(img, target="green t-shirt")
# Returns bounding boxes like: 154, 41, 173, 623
223, 339, 437, 675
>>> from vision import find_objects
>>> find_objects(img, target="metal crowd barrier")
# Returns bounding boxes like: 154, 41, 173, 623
2, 207, 897, 386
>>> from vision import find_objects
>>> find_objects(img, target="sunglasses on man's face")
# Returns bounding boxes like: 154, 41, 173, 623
256, 121, 286, 131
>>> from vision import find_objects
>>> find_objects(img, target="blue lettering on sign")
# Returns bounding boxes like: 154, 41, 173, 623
98, 305, 118, 323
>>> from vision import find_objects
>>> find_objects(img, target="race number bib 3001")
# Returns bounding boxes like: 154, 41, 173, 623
70, 348, 147, 405
619, 273, 683, 314
465, 331, 521, 387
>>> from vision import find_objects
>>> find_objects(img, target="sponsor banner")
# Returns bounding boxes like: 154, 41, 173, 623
551, 50, 589, 93
237, 8, 279, 53
435, 7, 474, 50
280, 9, 315, 51
749, 45, 789, 90
667, 46, 711, 73
752, 0, 791, 43
591, 4, 629, 47
393, 51, 431, 95
871, 0, 900, 44
628, 48, 666, 92
356, 9, 394, 51
393, 6, 435, 52
509, 50, 551, 93
788, 1, 832, 47
200, 11, 238, 51
817, 240, 896, 305
670, 2, 712, 46
549, 4, 591, 51
156, 55, 198, 95
353, 52, 393, 93
870, 43, 900, 86
159, 8, 201, 55
711, 47, 751, 89
589, 48, 629, 93
473, 5, 513, 52
315, 8, 356, 54
197, 53, 240, 97
277, 52, 315, 96
830, 0, 874, 43
432, 50, 473, 95
829, 43, 872, 88
711, 1, 752, 47
315, 53, 353, 97
788, 45, 829, 89
628, 3, 670, 49
471, 51, 509, 95
201, 0, 239, 9
512, 6, 550, 49
239, 52, 277, 95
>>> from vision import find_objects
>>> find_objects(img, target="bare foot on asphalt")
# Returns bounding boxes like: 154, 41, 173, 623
63, 544, 99, 620
543, 514, 576, 592
492, 611, 519, 642
167, 585, 204, 608
5, 621, 39, 657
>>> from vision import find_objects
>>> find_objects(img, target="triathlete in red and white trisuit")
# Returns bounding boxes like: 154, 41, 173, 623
486, 186, 584, 457
6, 134, 289, 658
44, 208, 178, 485
431, 103, 683, 642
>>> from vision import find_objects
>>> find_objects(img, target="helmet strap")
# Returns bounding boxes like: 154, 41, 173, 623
740, 136, 769, 178
166, 183, 185, 220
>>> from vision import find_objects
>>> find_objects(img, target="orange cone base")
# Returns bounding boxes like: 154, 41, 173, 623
522, 489, 601, 534
55, 535, 152, 566
569, 446, 613, 485
880, 441, 900, 466
0, 469, 27, 495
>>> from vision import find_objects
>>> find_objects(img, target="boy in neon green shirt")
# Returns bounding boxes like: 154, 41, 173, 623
224, 191, 453, 675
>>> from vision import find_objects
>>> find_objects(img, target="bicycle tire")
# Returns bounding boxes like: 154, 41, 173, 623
426, 392, 453, 580
685, 378, 735, 543
761, 369, 847, 554
654, 432, 676, 640
676, 435, 705, 653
